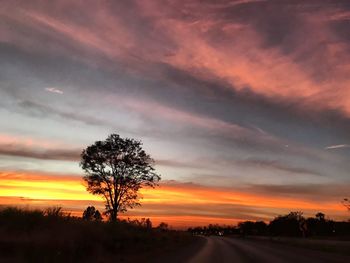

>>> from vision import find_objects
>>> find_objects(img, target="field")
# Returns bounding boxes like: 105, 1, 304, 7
0, 207, 193, 263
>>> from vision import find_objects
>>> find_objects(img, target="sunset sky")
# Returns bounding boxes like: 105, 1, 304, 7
1, 0, 350, 228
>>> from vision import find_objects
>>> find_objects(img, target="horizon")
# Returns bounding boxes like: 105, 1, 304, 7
2, 171, 347, 229
1, 0, 350, 228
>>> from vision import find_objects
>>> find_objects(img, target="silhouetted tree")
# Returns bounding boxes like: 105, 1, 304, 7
238, 221, 267, 236
80, 134, 161, 221
315, 212, 325, 221
157, 222, 169, 231
187, 211, 350, 238
145, 218, 152, 229
269, 211, 305, 237
45, 207, 65, 218
127, 218, 153, 229
306, 213, 334, 236
83, 206, 102, 221
342, 198, 350, 211
94, 210, 102, 221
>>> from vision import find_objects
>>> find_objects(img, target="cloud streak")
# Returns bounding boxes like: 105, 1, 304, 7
0, 144, 80, 161
0, 133, 81, 161
45, 87, 63, 94
325, 144, 350, 150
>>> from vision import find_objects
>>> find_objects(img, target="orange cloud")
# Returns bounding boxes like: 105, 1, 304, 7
0, 171, 96, 201
142, 183, 344, 212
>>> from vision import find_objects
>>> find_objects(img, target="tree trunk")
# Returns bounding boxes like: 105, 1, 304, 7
110, 208, 118, 222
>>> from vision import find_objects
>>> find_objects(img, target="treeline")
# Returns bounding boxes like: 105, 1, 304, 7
188, 212, 350, 238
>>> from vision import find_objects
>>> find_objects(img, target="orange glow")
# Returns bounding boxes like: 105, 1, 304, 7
140, 183, 343, 211
0, 171, 347, 228
0, 171, 100, 201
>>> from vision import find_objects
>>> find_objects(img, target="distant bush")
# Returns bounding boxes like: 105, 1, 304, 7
269, 212, 304, 237
188, 224, 239, 236
82, 206, 102, 222
44, 206, 64, 217
268, 211, 350, 238
0, 207, 49, 233
157, 222, 169, 231
188, 211, 350, 238
238, 221, 267, 236
125, 217, 153, 229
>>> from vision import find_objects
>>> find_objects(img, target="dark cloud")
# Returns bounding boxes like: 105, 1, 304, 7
236, 158, 322, 176
155, 159, 203, 169
246, 183, 350, 202
128, 202, 275, 221
0, 143, 81, 161
17, 100, 111, 127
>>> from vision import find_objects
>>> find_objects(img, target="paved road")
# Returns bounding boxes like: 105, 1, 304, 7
186, 236, 350, 263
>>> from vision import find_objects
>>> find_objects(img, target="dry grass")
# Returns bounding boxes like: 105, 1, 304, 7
0, 207, 192, 263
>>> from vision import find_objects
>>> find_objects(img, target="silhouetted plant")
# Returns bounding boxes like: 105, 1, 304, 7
80, 134, 161, 222
144, 218, 152, 229
188, 211, 350, 238
157, 222, 169, 231
0, 207, 44, 232
238, 221, 267, 236
83, 206, 102, 221
44, 207, 65, 217
94, 210, 102, 221
306, 213, 334, 236
0, 207, 190, 262
315, 212, 325, 221
269, 211, 305, 237
127, 218, 153, 229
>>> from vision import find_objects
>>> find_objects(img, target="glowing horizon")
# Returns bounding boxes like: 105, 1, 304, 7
0, 171, 347, 228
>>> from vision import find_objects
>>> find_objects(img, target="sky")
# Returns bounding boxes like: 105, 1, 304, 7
0, 0, 350, 228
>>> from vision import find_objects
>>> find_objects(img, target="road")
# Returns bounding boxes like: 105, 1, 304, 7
182, 236, 350, 263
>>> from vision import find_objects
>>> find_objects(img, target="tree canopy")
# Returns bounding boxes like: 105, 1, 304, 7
80, 134, 161, 221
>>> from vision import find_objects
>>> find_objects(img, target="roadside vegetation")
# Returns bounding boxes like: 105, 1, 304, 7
188, 211, 350, 255
0, 206, 192, 263
188, 211, 350, 239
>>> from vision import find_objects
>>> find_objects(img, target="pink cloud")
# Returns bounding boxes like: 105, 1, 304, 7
0, 133, 76, 150
137, 1, 350, 115
1, 0, 350, 116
